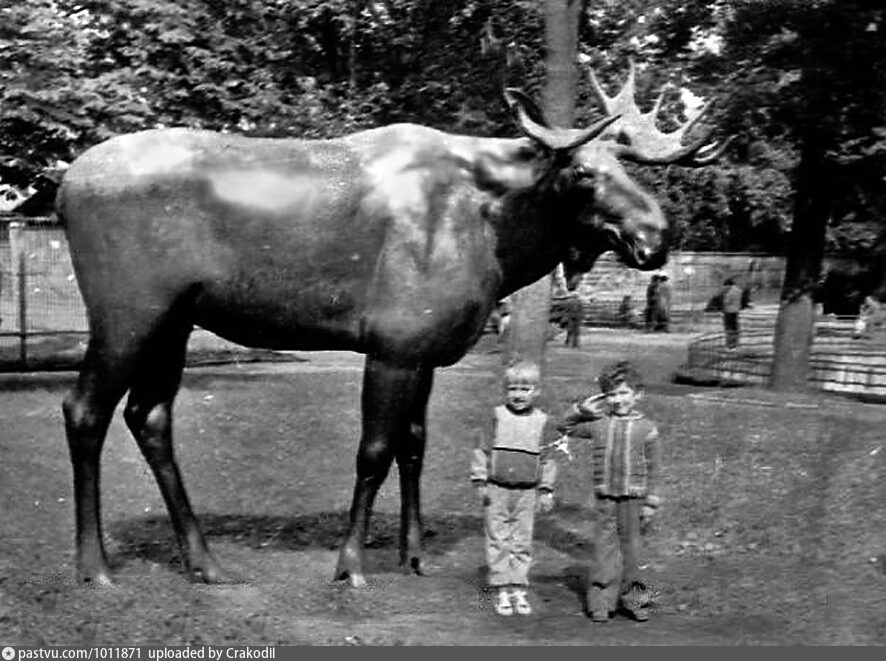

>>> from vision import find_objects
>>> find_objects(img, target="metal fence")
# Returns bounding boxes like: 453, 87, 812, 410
568, 251, 786, 331
682, 315, 886, 400
3, 215, 885, 398
0, 217, 87, 369
0, 215, 280, 370
2, 217, 783, 362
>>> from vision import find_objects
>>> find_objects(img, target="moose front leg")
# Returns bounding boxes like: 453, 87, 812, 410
396, 367, 433, 575
334, 356, 426, 587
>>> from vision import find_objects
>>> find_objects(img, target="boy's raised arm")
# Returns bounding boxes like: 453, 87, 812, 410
557, 393, 607, 436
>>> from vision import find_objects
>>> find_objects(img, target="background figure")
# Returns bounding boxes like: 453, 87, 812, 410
853, 295, 883, 339
644, 275, 659, 331
564, 290, 584, 348
495, 298, 511, 344
652, 273, 671, 332
619, 295, 638, 328
721, 277, 742, 349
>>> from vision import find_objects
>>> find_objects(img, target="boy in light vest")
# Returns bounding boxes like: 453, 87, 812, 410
470, 361, 557, 616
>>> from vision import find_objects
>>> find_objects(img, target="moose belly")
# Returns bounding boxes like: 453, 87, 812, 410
192, 287, 489, 362
192, 276, 365, 351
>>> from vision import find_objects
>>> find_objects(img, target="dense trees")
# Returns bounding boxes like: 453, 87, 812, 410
2, 1, 885, 261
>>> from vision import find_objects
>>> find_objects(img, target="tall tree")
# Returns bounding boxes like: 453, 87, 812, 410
722, 1, 886, 390
506, 0, 581, 370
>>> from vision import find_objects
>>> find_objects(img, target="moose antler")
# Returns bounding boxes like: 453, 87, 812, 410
588, 61, 732, 166
504, 88, 621, 151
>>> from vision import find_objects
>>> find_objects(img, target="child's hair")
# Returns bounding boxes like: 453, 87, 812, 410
597, 360, 643, 393
505, 360, 541, 386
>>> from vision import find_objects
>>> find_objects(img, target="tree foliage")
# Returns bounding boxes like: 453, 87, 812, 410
2, 0, 885, 259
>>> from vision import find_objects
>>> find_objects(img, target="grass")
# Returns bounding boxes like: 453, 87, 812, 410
0, 343, 883, 645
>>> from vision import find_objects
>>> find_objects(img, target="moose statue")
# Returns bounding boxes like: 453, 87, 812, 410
57, 63, 725, 587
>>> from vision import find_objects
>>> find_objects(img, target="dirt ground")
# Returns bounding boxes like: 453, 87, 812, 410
1, 330, 884, 646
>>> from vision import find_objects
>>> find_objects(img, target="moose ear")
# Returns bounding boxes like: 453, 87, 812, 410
503, 88, 549, 128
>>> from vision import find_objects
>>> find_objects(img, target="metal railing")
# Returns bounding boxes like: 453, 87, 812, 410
682, 316, 886, 399
3, 215, 886, 397
1, 217, 87, 369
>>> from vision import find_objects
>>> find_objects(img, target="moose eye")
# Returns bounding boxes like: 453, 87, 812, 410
615, 131, 633, 147
515, 145, 539, 161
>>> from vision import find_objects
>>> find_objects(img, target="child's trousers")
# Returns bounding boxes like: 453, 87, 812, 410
587, 496, 642, 608
485, 484, 538, 587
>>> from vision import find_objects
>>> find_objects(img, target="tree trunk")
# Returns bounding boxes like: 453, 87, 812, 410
506, 0, 580, 370
770, 131, 831, 391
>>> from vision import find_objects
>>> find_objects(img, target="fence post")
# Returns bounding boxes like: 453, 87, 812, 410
9, 221, 27, 368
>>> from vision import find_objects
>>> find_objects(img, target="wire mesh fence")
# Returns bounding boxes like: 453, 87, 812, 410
0, 217, 86, 369
569, 251, 786, 331
2, 215, 885, 400
0, 215, 284, 370
681, 315, 886, 400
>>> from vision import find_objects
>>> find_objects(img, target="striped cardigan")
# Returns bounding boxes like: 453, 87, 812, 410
557, 404, 662, 507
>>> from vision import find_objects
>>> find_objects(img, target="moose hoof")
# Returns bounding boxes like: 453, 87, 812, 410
333, 545, 367, 587
400, 556, 425, 576
332, 566, 367, 588
333, 565, 368, 588
79, 570, 116, 587
187, 561, 236, 584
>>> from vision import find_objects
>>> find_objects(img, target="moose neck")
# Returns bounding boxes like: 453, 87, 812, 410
491, 175, 590, 298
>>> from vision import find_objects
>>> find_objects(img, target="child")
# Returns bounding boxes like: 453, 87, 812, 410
557, 360, 662, 623
470, 361, 557, 616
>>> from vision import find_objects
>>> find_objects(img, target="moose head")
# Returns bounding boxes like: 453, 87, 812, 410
499, 61, 729, 286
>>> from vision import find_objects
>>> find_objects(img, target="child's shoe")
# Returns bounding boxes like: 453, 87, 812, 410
494, 588, 513, 616
587, 585, 609, 623
512, 589, 532, 615
619, 583, 650, 622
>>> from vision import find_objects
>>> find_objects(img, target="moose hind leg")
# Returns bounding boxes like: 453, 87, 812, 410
62, 341, 134, 585
122, 325, 226, 583
396, 367, 433, 575
334, 356, 424, 587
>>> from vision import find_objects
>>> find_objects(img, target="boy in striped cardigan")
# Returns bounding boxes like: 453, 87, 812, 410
557, 360, 662, 622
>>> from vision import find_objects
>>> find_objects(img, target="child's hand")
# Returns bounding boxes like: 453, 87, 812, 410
537, 491, 554, 513
577, 392, 608, 418
640, 505, 657, 528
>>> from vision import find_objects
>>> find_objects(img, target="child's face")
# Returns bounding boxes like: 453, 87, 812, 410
605, 381, 641, 416
505, 381, 538, 412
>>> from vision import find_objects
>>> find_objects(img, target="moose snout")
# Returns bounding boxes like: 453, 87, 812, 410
631, 214, 669, 270
636, 230, 669, 270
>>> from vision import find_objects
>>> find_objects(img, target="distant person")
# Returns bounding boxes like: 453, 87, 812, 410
652, 273, 671, 332
564, 290, 583, 348
556, 360, 663, 623
742, 258, 758, 309
644, 275, 659, 331
854, 295, 883, 340
619, 294, 638, 329
721, 277, 742, 349
496, 298, 511, 344
470, 361, 557, 616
